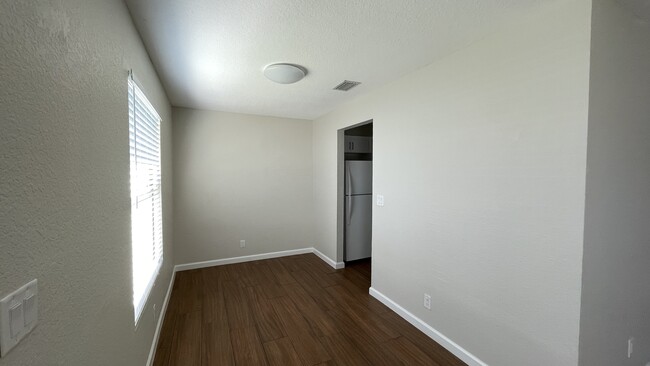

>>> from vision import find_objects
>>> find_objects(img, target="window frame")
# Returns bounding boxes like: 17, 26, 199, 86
128, 74, 163, 325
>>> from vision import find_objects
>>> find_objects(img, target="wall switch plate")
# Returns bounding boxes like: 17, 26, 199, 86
240, 240, 245, 248
22, 295, 36, 326
9, 304, 23, 338
0, 279, 38, 357
423, 293, 432, 310
377, 194, 385, 206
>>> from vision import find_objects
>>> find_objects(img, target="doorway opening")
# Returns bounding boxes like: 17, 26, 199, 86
337, 120, 373, 279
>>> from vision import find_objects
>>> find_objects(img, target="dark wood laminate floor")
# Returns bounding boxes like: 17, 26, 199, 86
153, 254, 467, 366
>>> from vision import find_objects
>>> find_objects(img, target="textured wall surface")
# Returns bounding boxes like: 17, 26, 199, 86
0, 0, 173, 365
172, 108, 313, 264
579, 1, 650, 365
312, 1, 591, 365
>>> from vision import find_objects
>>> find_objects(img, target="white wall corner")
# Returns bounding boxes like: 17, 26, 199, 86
312, 248, 345, 269
369, 287, 487, 366
146, 270, 176, 366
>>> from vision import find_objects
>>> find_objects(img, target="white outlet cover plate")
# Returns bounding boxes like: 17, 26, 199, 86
0, 279, 38, 357
377, 194, 385, 206
423, 294, 432, 310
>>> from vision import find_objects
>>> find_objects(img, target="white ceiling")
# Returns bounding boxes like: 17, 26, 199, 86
125, 0, 551, 120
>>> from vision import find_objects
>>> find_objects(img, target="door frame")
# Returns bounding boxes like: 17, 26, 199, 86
336, 119, 373, 264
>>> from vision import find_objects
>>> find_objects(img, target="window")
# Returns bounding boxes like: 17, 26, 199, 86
128, 76, 163, 323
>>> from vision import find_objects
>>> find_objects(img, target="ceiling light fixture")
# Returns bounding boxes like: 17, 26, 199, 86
263, 63, 307, 84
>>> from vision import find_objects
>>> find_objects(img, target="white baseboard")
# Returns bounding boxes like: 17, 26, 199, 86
369, 287, 487, 366
312, 248, 345, 269
146, 270, 176, 366
174, 248, 314, 272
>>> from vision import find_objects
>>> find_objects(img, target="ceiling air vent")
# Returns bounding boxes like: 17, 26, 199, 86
333, 80, 361, 91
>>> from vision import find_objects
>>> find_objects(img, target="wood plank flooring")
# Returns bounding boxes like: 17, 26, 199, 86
153, 254, 467, 366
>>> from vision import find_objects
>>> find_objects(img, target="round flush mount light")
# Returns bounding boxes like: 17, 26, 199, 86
263, 63, 307, 84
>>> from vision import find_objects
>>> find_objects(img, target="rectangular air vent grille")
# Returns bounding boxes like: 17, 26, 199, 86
333, 80, 361, 91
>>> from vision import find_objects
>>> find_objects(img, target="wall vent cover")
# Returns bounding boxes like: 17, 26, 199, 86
333, 80, 361, 91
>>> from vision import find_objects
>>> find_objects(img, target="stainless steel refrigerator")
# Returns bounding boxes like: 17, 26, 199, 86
345, 160, 372, 261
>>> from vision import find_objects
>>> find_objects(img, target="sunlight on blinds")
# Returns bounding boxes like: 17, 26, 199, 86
128, 77, 163, 324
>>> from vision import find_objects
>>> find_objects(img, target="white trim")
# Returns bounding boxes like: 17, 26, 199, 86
369, 287, 487, 366
312, 248, 345, 269
146, 270, 176, 366
174, 248, 314, 272
134, 260, 162, 326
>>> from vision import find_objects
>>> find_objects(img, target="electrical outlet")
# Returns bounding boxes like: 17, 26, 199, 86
240, 240, 245, 248
628, 337, 634, 358
423, 294, 431, 310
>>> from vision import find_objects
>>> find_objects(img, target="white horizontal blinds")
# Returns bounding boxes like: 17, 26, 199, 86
128, 77, 163, 323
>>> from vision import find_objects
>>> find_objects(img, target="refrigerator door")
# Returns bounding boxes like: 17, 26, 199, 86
345, 161, 373, 195
345, 194, 372, 261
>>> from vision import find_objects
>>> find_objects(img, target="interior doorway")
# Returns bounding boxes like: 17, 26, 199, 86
337, 120, 373, 276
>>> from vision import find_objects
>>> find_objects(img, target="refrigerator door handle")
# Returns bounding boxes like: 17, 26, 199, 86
347, 194, 352, 226
346, 163, 352, 226
346, 163, 352, 196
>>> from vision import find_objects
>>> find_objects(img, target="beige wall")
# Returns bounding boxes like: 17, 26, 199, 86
7, 1, 648, 365
172, 108, 313, 264
0, 0, 173, 365
312, 1, 592, 365
580, 1, 650, 365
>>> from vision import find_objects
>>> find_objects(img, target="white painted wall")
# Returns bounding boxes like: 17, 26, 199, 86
172, 108, 313, 265
312, 1, 592, 365
0, 0, 173, 365
579, 1, 650, 365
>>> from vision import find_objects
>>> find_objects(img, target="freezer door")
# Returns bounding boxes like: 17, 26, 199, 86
345, 194, 372, 261
345, 161, 373, 195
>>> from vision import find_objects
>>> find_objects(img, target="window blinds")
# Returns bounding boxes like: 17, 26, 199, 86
128, 77, 163, 323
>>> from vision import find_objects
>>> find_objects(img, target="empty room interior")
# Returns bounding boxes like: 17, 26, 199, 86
1, 0, 649, 365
